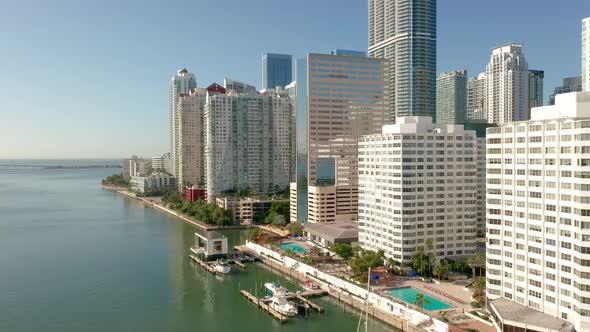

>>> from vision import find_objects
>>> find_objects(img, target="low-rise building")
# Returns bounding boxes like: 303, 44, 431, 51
185, 186, 207, 202
303, 222, 358, 248
216, 196, 288, 224
130, 173, 176, 195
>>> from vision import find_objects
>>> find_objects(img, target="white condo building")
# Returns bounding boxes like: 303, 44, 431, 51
169, 69, 197, 177
467, 73, 486, 120
204, 85, 292, 200
358, 117, 478, 263
583, 17, 590, 92
484, 44, 529, 124
485, 92, 590, 332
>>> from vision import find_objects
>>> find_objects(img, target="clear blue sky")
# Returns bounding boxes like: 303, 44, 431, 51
1, 0, 589, 159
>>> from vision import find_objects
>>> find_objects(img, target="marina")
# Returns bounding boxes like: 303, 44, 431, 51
240, 287, 328, 323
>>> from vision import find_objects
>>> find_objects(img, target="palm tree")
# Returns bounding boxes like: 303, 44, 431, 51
414, 292, 430, 312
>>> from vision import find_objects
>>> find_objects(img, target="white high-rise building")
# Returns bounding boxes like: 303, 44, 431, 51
169, 69, 197, 177
583, 17, 590, 92
484, 44, 529, 123
485, 92, 590, 332
467, 73, 486, 120
358, 117, 478, 263
204, 85, 292, 200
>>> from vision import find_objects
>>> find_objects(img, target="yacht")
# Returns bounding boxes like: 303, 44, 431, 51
264, 282, 288, 296
213, 259, 231, 274
269, 294, 298, 317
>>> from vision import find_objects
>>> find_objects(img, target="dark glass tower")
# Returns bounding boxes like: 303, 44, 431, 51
368, 0, 436, 122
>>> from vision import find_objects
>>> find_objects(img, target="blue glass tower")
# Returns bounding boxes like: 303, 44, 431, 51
368, 0, 436, 121
262, 53, 292, 89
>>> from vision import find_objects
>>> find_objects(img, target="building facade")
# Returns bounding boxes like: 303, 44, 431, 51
485, 92, 590, 332
436, 70, 467, 124
583, 17, 590, 92
224, 78, 257, 93
304, 53, 391, 223
550, 77, 582, 105
262, 53, 292, 90
358, 117, 478, 262
176, 88, 206, 188
216, 196, 289, 224
467, 73, 486, 120
368, 0, 436, 120
204, 85, 292, 200
528, 69, 544, 109
130, 173, 177, 195
484, 44, 529, 124
169, 69, 197, 177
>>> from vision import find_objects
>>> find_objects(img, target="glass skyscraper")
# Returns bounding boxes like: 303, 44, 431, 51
262, 53, 292, 89
368, 0, 436, 121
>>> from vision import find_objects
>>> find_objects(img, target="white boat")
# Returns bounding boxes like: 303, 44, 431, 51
303, 279, 320, 291
269, 294, 298, 317
213, 259, 231, 274
264, 282, 288, 296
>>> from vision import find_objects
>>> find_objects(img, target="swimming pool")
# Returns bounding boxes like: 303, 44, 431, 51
280, 242, 307, 253
389, 287, 452, 311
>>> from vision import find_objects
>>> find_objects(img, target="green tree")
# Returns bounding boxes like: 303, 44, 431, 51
472, 278, 486, 307
330, 243, 354, 260
101, 173, 129, 187
348, 249, 384, 276
433, 260, 450, 280
414, 293, 430, 312
286, 222, 303, 235
247, 228, 263, 242
267, 201, 290, 223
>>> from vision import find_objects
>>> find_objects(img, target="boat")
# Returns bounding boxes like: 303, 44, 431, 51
264, 282, 288, 296
269, 294, 298, 317
213, 259, 231, 274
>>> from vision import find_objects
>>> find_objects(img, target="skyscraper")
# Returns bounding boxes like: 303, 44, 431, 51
204, 84, 292, 200
583, 17, 590, 91
176, 88, 206, 188
290, 53, 390, 223
169, 68, 197, 177
528, 69, 544, 108
368, 0, 436, 121
467, 73, 486, 120
485, 92, 590, 332
484, 44, 529, 123
436, 70, 467, 124
549, 76, 582, 105
262, 53, 292, 90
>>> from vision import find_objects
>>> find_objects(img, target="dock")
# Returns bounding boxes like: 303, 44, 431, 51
230, 259, 247, 269
240, 290, 288, 323
189, 255, 216, 273
290, 291, 326, 312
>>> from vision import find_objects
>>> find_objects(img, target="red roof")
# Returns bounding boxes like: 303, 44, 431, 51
207, 83, 226, 94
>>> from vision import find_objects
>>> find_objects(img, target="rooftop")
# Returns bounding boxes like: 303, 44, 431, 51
303, 222, 358, 243
490, 298, 573, 331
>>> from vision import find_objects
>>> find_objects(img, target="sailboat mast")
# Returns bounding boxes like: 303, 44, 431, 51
365, 267, 370, 332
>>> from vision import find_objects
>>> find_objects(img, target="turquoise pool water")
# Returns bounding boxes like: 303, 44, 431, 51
389, 287, 452, 311
280, 242, 307, 253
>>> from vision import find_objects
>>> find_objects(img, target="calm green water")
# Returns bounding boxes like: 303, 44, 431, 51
0, 161, 396, 332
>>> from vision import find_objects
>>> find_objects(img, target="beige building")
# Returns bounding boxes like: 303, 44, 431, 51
216, 196, 289, 225
302, 53, 391, 223
176, 88, 206, 188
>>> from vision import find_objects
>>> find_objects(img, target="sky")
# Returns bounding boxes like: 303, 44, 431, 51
0, 0, 589, 159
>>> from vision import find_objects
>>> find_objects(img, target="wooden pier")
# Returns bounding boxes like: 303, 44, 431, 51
189, 255, 216, 273
230, 259, 246, 269
240, 290, 288, 323
291, 293, 325, 312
